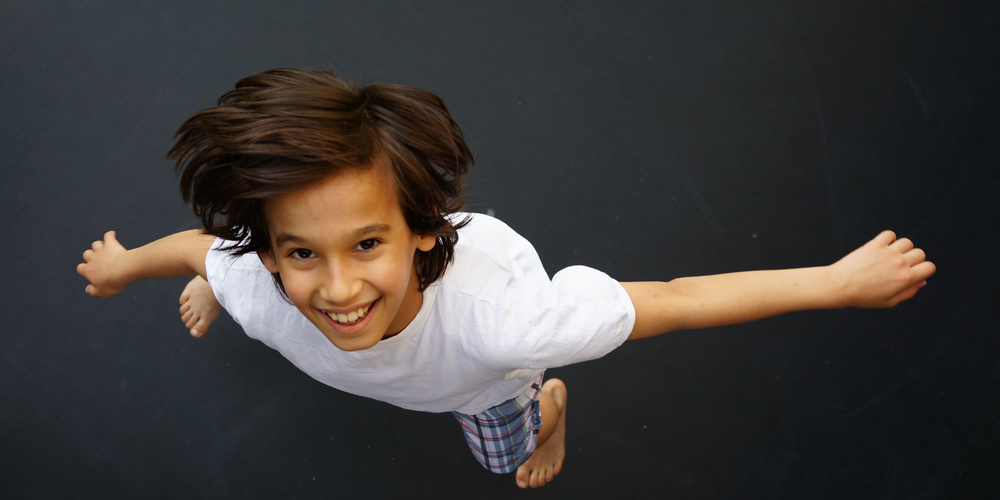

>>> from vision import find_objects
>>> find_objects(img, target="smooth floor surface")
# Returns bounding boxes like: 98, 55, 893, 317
2, 1, 999, 498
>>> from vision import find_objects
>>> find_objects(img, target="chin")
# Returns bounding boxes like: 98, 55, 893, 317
319, 329, 383, 352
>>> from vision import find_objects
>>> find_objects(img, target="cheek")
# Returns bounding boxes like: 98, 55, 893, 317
278, 272, 314, 307
371, 254, 414, 297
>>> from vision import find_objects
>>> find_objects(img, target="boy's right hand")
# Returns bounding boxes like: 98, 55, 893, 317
77, 231, 131, 298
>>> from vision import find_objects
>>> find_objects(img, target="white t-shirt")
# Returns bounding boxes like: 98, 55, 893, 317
205, 213, 635, 414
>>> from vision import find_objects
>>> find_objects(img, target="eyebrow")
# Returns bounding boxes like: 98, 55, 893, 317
273, 223, 392, 247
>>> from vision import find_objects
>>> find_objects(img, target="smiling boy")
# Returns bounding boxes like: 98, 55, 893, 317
261, 166, 435, 352
78, 68, 935, 489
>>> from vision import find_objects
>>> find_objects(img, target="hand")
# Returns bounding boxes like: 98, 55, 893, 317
831, 230, 936, 308
77, 231, 131, 298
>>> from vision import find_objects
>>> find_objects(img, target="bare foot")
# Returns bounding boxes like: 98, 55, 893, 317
515, 378, 567, 488
179, 276, 221, 338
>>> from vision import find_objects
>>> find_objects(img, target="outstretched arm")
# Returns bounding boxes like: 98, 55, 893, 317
77, 230, 216, 298
623, 231, 936, 340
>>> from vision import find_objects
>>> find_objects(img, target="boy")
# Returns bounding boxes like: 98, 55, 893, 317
77, 68, 935, 489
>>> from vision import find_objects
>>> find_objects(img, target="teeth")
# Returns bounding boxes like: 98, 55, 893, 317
325, 303, 372, 325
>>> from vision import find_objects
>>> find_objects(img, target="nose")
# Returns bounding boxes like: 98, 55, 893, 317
319, 258, 363, 305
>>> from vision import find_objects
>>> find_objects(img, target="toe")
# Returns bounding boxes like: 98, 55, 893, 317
194, 318, 212, 336
515, 467, 529, 488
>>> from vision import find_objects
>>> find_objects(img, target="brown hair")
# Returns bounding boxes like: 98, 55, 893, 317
168, 68, 472, 294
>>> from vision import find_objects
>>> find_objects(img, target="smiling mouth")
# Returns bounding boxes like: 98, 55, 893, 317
323, 299, 377, 325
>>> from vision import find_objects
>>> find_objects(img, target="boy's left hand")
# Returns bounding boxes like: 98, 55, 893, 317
830, 230, 936, 309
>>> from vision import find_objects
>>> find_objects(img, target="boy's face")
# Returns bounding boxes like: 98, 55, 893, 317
259, 167, 436, 351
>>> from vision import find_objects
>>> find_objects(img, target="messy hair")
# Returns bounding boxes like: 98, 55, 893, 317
168, 68, 472, 293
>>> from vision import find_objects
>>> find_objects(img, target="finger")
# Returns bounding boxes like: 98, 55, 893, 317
873, 230, 897, 246
889, 237, 914, 253
911, 260, 936, 281
92, 240, 104, 251
902, 247, 926, 266
889, 283, 922, 307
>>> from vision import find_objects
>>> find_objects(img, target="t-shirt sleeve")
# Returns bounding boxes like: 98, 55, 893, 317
517, 266, 636, 369
442, 249, 636, 371
203, 238, 232, 313
203, 238, 277, 330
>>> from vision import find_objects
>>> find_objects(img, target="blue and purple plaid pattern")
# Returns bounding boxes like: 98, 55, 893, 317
452, 374, 543, 474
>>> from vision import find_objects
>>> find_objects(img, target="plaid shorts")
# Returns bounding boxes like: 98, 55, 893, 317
452, 373, 544, 474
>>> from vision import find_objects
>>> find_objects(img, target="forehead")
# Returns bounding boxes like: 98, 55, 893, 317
263, 168, 404, 241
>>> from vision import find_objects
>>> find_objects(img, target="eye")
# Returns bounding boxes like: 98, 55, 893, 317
289, 248, 315, 260
354, 239, 379, 252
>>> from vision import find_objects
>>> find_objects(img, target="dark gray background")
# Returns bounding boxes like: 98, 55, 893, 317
2, 1, 998, 498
